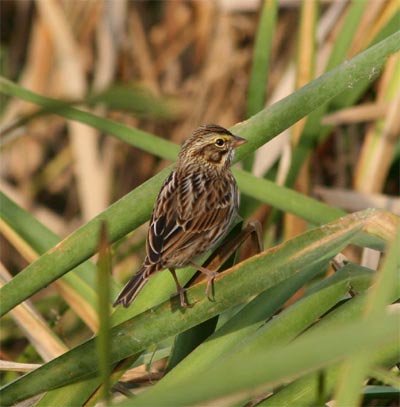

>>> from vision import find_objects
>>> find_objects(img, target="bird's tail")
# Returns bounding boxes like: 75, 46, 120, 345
113, 266, 149, 308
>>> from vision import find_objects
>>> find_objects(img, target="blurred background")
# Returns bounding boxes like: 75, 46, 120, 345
0, 0, 399, 370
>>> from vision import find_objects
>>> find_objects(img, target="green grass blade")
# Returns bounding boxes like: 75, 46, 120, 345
120, 314, 399, 407
246, 0, 277, 119
324, 0, 368, 72
242, 0, 277, 204
35, 377, 102, 407
128, 266, 374, 407
155, 262, 374, 405
0, 77, 179, 161
236, 267, 364, 354
258, 342, 399, 407
96, 223, 112, 404
87, 83, 177, 118
142, 260, 328, 392
0, 211, 368, 404
234, 168, 345, 223
333, 228, 400, 406
260, 257, 400, 407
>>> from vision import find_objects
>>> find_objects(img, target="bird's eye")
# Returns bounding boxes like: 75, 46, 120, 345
215, 138, 225, 147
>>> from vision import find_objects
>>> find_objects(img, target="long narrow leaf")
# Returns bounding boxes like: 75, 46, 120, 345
334, 228, 400, 406
163, 260, 328, 384
96, 223, 112, 404
246, 0, 277, 118
120, 313, 399, 407
0, 210, 374, 405
139, 263, 371, 404
260, 276, 400, 406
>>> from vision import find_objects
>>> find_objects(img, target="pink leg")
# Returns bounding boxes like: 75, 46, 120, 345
169, 268, 188, 307
189, 262, 218, 300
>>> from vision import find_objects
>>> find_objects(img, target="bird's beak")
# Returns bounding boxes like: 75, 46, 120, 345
232, 135, 247, 148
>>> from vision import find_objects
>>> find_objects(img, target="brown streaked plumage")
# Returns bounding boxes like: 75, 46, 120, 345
113, 124, 246, 308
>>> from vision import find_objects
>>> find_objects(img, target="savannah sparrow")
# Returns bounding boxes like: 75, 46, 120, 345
113, 124, 246, 308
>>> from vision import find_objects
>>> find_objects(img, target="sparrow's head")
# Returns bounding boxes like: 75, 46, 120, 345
179, 124, 247, 168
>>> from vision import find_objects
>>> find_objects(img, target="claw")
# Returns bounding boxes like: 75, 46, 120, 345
177, 286, 188, 308
205, 271, 218, 301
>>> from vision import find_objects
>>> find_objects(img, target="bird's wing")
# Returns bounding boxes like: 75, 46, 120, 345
146, 170, 237, 265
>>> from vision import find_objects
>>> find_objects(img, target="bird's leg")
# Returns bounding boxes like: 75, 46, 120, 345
190, 221, 264, 299
168, 268, 188, 307
205, 221, 263, 273
246, 220, 264, 254
189, 262, 218, 300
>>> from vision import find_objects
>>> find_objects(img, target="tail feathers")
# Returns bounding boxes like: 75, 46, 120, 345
113, 267, 148, 308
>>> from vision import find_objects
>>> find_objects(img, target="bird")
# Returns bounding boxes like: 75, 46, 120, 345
113, 124, 247, 308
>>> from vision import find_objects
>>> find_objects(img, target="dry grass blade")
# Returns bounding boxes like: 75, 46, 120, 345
0, 16, 53, 126
129, 6, 158, 93
0, 218, 38, 262
119, 366, 164, 384
0, 361, 42, 373
349, 0, 397, 54
354, 53, 400, 193
349, 0, 386, 54
284, 0, 317, 240
55, 280, 98, 332
314, 186, 400, 215
36, 0, 108, 220
322, 102, 388, 125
